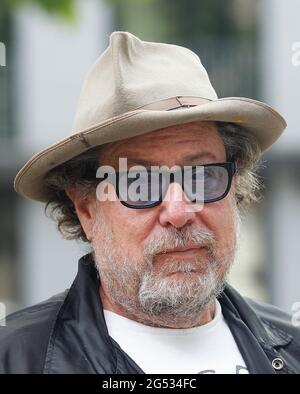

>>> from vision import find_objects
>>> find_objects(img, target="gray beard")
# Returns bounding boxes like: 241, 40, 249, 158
92, 212, 239, 327
138, 259, 228, 321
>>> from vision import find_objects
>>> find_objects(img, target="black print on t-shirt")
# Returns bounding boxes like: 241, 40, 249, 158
198, 365, 248, 374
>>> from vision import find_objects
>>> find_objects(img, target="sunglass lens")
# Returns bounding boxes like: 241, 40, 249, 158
183, 165, 229, 203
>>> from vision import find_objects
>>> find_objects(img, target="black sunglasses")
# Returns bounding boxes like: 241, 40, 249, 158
96, 157, 236, 209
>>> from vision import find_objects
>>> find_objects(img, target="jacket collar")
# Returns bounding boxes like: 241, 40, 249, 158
220, 285, 293, 349
43, 254, 143, 374
219, 285, 295, 374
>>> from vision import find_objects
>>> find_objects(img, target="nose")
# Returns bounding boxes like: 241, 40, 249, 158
158, 182, 198, 228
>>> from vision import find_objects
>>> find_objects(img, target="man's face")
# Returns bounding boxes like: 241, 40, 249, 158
87, 121, 239, 327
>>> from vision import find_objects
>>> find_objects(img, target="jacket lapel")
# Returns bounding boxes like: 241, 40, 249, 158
220, 285, 294, 374
44, 255, 119, 374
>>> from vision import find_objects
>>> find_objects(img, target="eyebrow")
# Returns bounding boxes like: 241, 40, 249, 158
125, 152, 218, 167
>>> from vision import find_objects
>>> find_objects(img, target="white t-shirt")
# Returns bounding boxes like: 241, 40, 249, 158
103, 300, 249, 374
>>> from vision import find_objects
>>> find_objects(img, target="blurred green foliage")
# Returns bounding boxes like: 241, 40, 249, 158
1, 0, 256, 41
1, 0, 77, 21
115, 0, 246, 43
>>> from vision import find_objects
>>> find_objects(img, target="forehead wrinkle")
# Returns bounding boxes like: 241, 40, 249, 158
100, 121, 223, 164
104, 152, 220, 169
105, 135, 221, 159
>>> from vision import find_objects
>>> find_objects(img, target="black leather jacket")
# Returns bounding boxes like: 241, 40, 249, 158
0, 254, 299, 374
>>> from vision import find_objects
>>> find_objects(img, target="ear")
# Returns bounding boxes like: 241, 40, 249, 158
66, 187, 96, 241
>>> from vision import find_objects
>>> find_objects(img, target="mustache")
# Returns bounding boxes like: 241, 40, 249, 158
143, 226, 216, 266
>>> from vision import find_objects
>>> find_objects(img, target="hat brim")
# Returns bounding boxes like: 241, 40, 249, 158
14, 97, 286, 202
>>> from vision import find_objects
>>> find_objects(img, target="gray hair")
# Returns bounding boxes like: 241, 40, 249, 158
44, 122, 262, 242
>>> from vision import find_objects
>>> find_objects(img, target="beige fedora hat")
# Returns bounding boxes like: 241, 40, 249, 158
14, 31, 287, 202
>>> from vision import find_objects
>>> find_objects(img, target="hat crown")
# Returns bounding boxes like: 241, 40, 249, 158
72, 31, 218, 133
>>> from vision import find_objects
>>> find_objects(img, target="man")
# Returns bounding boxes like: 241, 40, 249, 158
0, 31, 299, 374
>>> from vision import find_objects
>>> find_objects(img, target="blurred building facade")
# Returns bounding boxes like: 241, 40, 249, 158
0, 0, 299, 313
259, 0, 300, 311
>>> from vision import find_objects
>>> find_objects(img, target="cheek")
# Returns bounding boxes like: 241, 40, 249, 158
98, 201, 155, 252
200, 197, 237, 251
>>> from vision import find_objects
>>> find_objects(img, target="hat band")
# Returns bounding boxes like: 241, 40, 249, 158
137, 96, 211, 111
